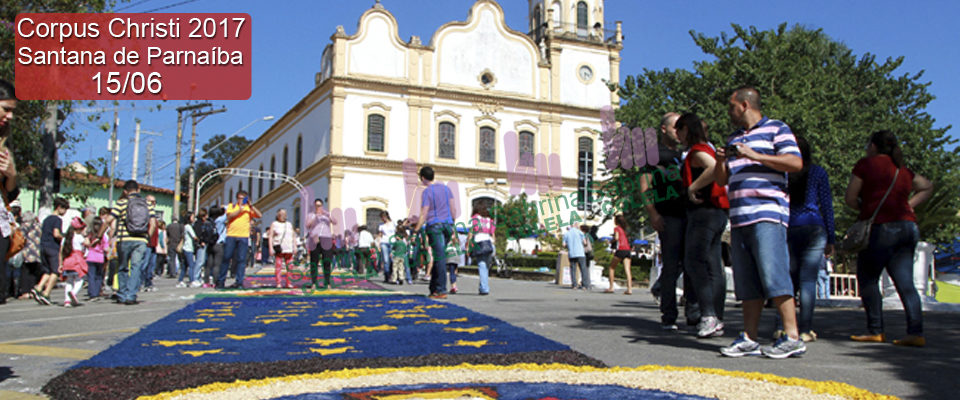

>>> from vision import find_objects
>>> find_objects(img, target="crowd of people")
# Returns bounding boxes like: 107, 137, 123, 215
0, 81, 935, 359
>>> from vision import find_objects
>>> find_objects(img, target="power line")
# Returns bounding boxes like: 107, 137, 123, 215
142, 0, 202, 13
115, 0, 158, 11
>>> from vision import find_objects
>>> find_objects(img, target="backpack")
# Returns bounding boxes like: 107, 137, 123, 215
200, 220, 218, 247
125, 193, 151, 236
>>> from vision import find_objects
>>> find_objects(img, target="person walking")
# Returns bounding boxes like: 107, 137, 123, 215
33, 197, 70, 305
85, 217, 110, 299
306, 198, 336, 289
413, 166, 458, 299
846, 130, 932, 347
715, 86, 805, 358
676, 113, 729, 338
165, 217, 183, 278
605, 214, 633, 294
269, 209, 295, 288
178, 213, 198, 288
466, 205, 495, 295
218, 190, 261, 289
99, 180, 157, 305
563, 223, 588, 291
60, 217, 89, 307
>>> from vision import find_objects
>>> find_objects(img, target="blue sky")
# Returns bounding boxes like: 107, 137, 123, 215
63, 0, 959, 190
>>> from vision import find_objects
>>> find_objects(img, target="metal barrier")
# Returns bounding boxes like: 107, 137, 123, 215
830, 273, 859, 299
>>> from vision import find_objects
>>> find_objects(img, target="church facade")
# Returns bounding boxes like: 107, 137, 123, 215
200, 0, 623, 236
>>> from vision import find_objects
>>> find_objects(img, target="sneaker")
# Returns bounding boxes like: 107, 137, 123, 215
190, 281, 202, 288
697, 316, 724, 338
762, 336, 807, 359
176, 281, 187, 288
64, 301, 72, 308
202, 283, 214, 288
449, 287, 458, 294
144, 286, 158, 292
428, 293, 447, 299
800, 331, 818, 342
68, 291, 80, 306
720, 333, 762, 357
38, 294, 52, 306
661, 323, 679, 331
479, 292, 490, 296
850, 333, 886, 343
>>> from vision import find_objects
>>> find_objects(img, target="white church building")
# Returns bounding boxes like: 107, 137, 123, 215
201, 0, 623, 238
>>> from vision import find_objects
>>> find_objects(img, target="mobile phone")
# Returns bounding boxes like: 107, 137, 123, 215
724, 144, 740, 157
243, 197, 249, 205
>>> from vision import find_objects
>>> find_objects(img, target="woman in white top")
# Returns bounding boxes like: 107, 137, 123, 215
378, 211, 396, 283
269, 209, 295, 288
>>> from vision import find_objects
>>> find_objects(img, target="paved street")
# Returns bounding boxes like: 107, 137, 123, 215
1, 271, 957, 399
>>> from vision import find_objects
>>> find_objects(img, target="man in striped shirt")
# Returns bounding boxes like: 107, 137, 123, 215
715, 87, 805, 359
99, 180, 157, 305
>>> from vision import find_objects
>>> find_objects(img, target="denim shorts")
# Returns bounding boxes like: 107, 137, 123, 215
730, 222, 794, 300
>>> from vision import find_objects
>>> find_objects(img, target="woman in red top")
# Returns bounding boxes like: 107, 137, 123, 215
677, 113, 729, 338
845, 130, 932, 347
605, 214, 633, 294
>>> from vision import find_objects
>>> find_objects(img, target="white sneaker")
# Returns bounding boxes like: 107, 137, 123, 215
190, 281, 202, 288
176, 281, 187, 288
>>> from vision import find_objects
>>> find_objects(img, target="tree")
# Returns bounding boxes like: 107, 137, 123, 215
613, 23, 960, 246
184, 134, 254, 196
491, 193, 540, 251
1, 1, 129, 208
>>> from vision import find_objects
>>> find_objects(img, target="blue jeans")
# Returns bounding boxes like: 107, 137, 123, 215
788, 224, 827, 333
857, 221, 922, 335
219, 237, 249, 286
381, 243, 393, 281
117, 241, 148, 302
180, 251, 196, 283
87, 261, 104, 298
447, 263, 458, 288
731, 222, 794, 300
474, 248, 491, 294
143, 248, 157, 288
426, 223, 453, 295
194, 246, 207, 283
685, 207, 727, 319
167, 252, 180, 277
569, 256, 588, 289
817, 266, 831, 299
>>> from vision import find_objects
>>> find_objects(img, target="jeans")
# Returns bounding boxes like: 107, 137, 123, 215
730, 222, 794, 300
685, 207, 727, 319
87, 261, 104, 297
381, 243, 393, 281
117, 241, 148, 302
447, 263, 458, 288
788, 224, 827, 333
194, 246, 207, 283
219, 237, 249, 286
207, 243, 223, 284
658, 215, 701, 325
167, 252, 180, 277
180, 251, 196, 283
817, 267, 831, 299
569, 256, 588, 289
143, 248, 157, 288
857, 221, 922, 335
475, 248, 491, 294
426, 223, 453, 295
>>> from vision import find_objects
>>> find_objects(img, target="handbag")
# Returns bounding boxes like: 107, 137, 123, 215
1, 191, 24, 259
841, 168, 900, 253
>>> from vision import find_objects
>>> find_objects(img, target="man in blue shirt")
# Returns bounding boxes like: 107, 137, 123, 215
413, 166, 459, 299
563, 224, 589, 290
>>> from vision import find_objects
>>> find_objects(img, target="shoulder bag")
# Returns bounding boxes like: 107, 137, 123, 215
841, 168, 900, 253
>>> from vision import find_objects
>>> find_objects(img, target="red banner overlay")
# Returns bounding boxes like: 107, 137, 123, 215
14, 13, 251, 100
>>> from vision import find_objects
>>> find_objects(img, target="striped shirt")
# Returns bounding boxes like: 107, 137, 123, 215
110, 194, 157, 242
725, 117, 801, 228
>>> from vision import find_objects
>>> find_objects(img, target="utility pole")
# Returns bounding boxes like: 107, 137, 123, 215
107, 106, 119, 207
187, 107, 227, 213
144, 140, 154, 185
131, 121, 141, 181
40, 102, 59, 211
173, 103, 211, 218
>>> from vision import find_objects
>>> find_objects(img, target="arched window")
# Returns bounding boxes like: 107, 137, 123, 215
367, 114, 385, 152
577, 137, 594, 210
519, 131, 535, 167
269, 155, 276, 191
576, 1, 588, 30
479, 127, 496, 164
258, 164, 264, 198
282, 145, 289, 176
296, 135, 303, 173
438, 122, 456, 159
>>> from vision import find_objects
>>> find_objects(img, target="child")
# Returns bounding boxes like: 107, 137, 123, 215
60, 217, 89, 307
85, 217, 110, 299
445, 239, 461, 294
390, 231, 408, 285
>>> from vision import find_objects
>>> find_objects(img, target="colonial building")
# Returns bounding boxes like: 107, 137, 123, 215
201, 0, 622, 235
